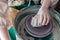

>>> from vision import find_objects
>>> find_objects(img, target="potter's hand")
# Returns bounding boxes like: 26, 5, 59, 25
0, 17, 10, 40
0, 17, 7, 28
31, 7, 50, 27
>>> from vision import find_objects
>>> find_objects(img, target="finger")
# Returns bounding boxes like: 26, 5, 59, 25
2, 19, 6, 26
36, 17, 39, 27
31, 17, 35, 26
31, 17, 37, 27
45, 15, 50, 25
42, 15, 47, 25
34, 15, 39, 27
39, 15, 44, 26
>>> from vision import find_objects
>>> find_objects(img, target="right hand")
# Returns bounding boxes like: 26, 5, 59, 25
0, 17, 10, 40
31, 7, 51, 27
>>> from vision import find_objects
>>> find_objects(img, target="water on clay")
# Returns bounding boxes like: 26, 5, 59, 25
15, 5, 60, 40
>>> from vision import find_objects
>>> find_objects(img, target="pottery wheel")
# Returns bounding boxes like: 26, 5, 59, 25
25, 14, 53, 38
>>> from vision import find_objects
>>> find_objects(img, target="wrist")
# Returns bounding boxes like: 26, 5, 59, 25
41, 6, 48, 11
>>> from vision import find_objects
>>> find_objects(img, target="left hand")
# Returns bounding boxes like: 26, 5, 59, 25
0, 17, 10, 40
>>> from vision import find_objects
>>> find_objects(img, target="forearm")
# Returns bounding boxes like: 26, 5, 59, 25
41, 0, 51, 9
0, 16, 10, 40
0, 27, 10, 40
